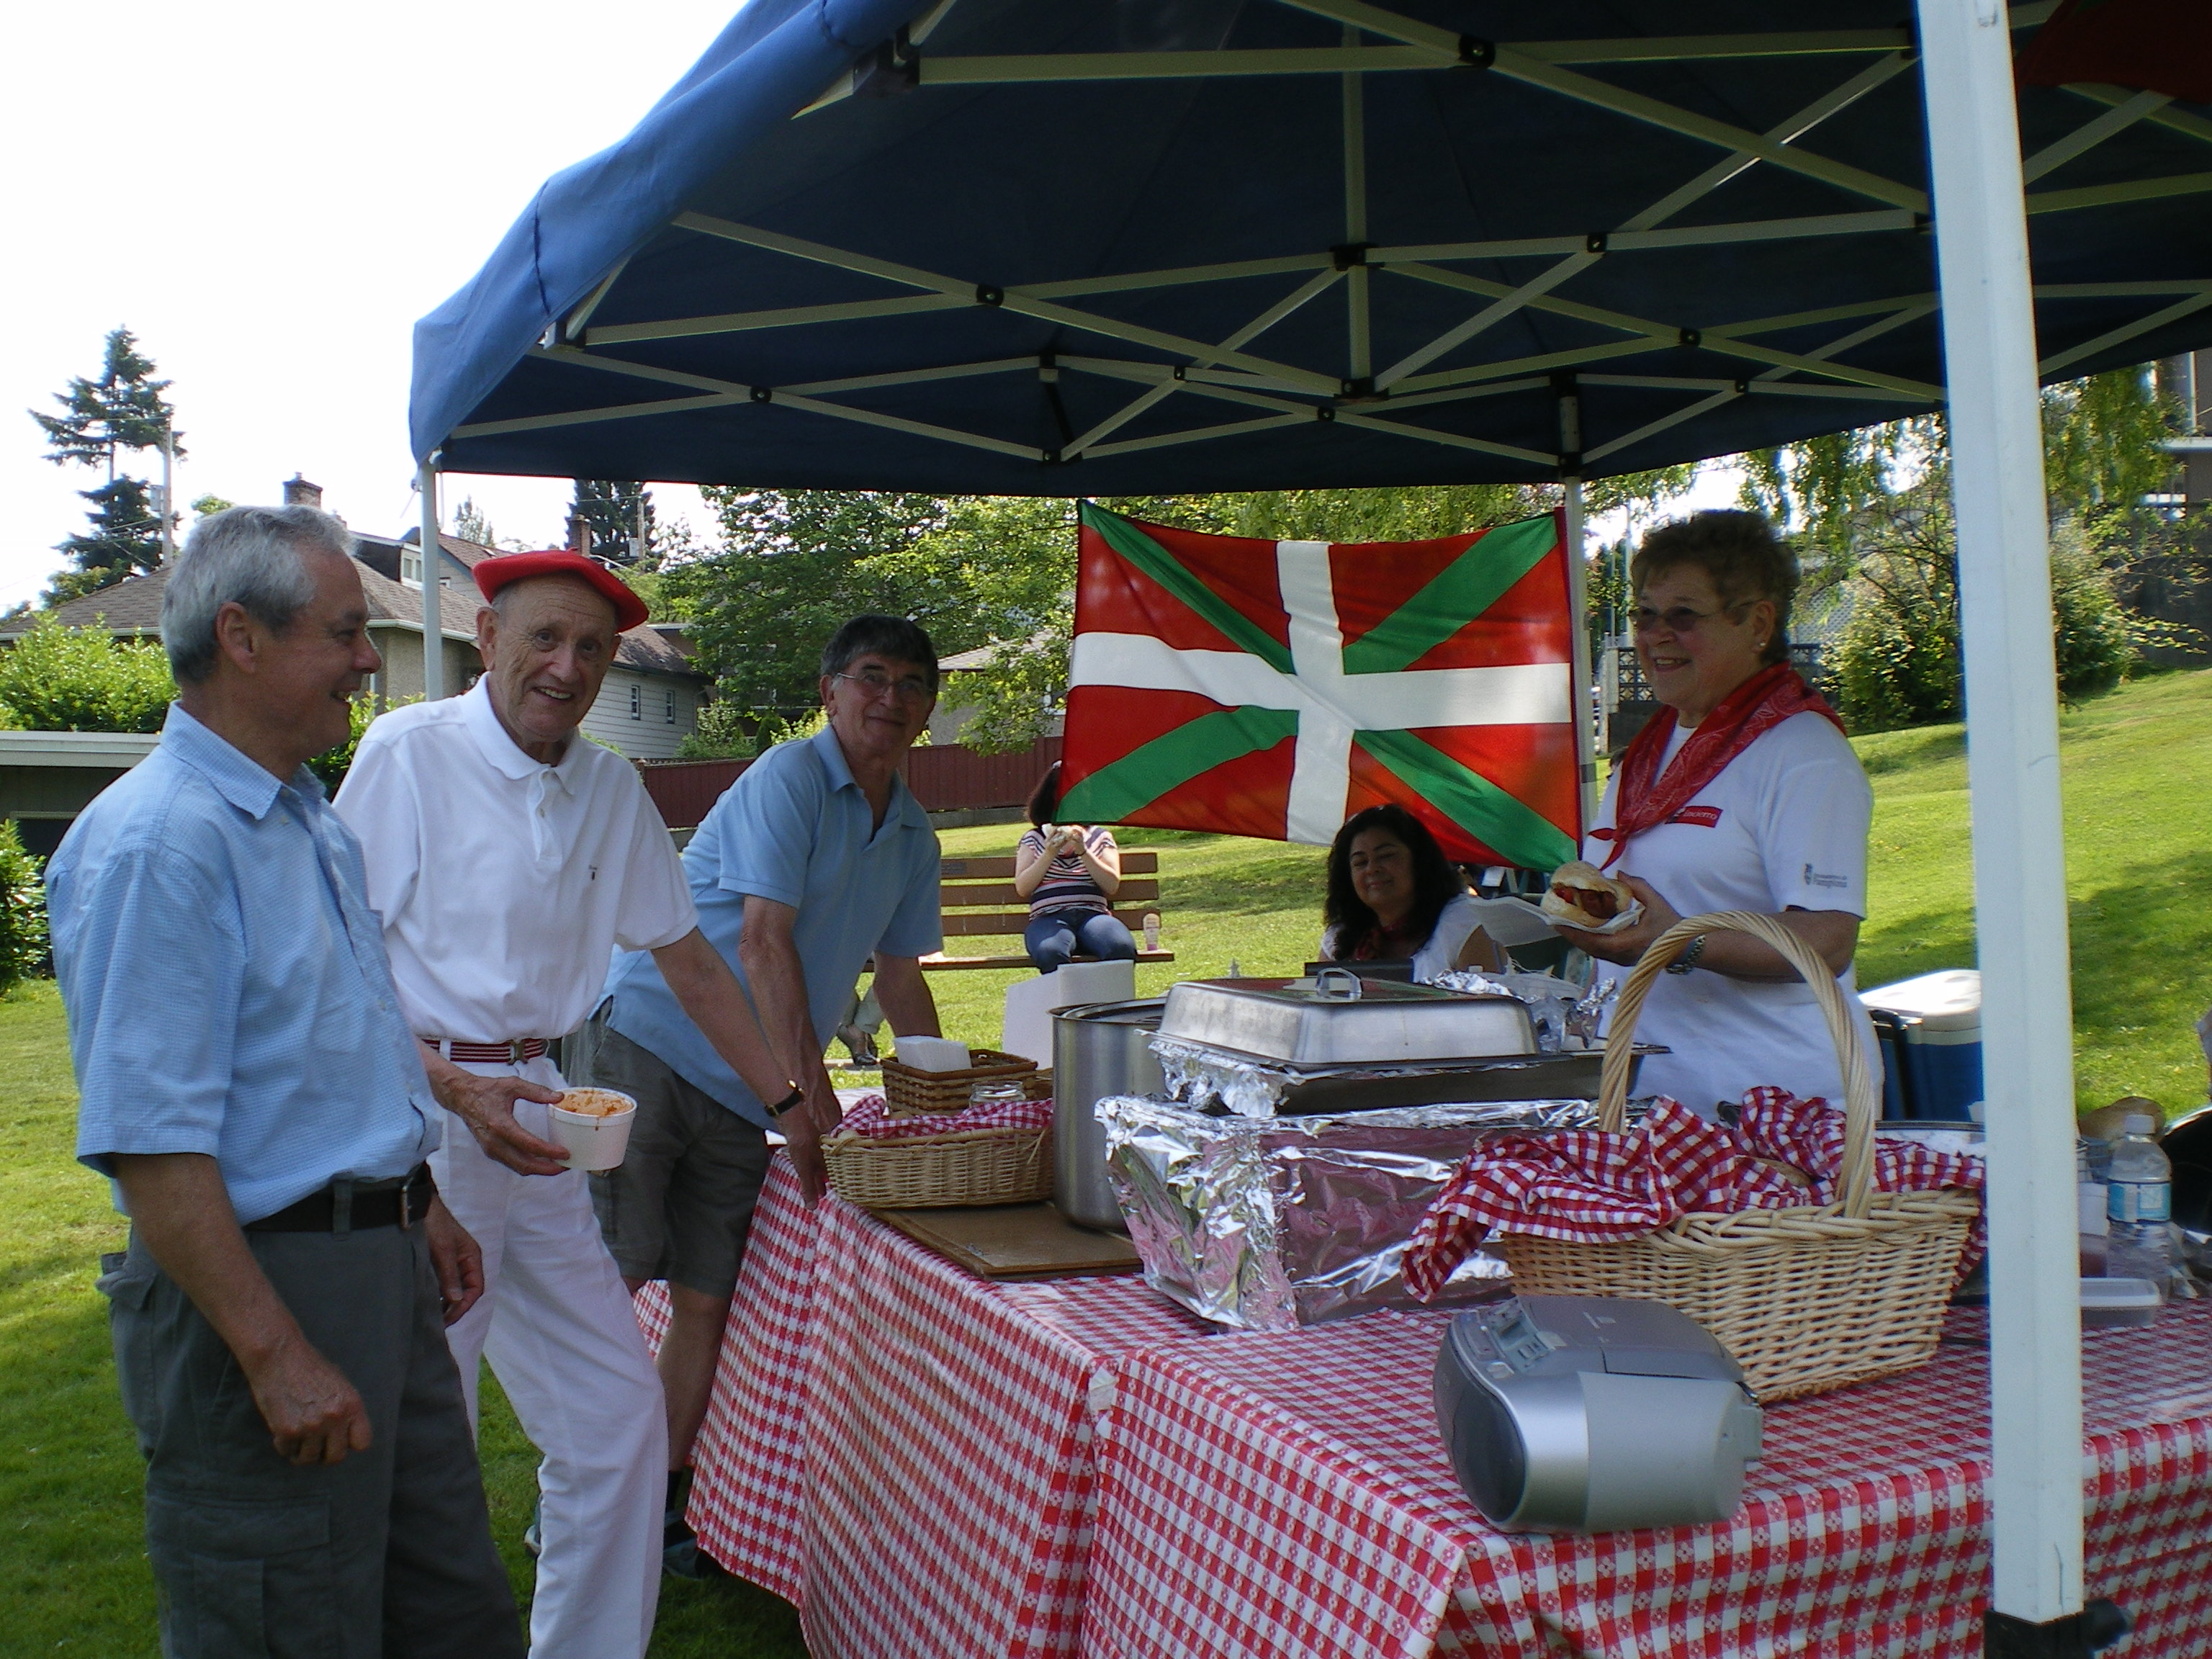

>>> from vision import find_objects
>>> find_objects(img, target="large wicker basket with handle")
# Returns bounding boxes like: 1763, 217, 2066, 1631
1499, 910, 1982, 1403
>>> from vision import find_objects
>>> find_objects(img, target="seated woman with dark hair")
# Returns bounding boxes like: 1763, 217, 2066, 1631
1015, 762, 1140, 974
1320, 804, 1505, 980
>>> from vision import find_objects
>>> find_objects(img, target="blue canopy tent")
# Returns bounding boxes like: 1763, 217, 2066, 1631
414, 1, 2212, 1646
413, 0, 2211, 496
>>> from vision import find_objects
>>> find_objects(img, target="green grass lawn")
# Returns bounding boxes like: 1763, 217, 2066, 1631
9, 667, 2212, 1654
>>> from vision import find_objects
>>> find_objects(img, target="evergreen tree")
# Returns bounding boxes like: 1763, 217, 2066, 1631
31, 328, 181, 603
453, 495, 497, 548
569, 479, 654, 564
48, 479, 165, 603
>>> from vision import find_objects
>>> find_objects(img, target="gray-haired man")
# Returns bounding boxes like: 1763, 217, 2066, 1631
50, 507, 523, 1658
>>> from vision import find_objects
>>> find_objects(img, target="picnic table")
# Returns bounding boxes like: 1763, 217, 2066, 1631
643, 1161, 2212, 1659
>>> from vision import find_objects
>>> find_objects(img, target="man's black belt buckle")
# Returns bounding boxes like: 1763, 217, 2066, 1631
246, 1165, 435, 1235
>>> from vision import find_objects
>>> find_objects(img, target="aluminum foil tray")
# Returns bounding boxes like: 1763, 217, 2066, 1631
1158, 972, 1534, 1065
1100, 1093, 1596, 1330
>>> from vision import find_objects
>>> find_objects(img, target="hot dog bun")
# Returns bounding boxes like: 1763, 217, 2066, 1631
1539, 860, 1637, 930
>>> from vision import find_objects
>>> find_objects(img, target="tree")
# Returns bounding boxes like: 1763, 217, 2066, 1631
31, 328, 181, 603
569, 480, 655, 564
190, 493, 233, 519
660, 489, 959, 721
453, 495, 497, 547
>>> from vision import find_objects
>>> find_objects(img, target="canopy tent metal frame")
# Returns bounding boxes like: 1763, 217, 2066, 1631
439, 0, 2212, 498
410, 0, 2212, 1642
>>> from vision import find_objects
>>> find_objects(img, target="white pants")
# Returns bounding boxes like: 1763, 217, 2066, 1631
433, 1058, 665, 1659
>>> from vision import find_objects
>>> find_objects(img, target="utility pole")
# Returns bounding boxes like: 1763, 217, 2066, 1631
158, 428, 176, 565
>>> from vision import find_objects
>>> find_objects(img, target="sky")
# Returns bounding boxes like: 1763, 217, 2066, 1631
1, 2, 1736, 613
1, 1, 739, 610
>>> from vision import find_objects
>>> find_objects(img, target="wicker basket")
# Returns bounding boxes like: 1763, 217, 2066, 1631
822, 1122, 1053, 1209
881, 1048, 1040, 1116
1499, 910, 1982, 1403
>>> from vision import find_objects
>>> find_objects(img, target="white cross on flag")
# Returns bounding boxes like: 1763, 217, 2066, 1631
1060, 503, 1582, 869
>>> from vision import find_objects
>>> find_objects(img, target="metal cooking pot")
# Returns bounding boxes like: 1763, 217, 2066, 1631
1053, 997, 1165, 1232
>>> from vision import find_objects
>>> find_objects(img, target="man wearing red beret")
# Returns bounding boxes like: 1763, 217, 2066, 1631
334, 552, 805, 1659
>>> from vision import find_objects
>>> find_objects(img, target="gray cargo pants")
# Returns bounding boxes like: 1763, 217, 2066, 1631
99, 1220, 525, 1659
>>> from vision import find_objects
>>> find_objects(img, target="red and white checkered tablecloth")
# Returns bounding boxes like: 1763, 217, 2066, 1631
1080, 1300, 2212, 1659
639, 1155, 1213, 1658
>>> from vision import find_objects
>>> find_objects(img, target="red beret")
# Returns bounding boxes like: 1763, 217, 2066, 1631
472, 551, 649, 633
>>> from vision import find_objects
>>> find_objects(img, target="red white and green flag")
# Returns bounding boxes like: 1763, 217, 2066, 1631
1060, 503, 1583, 869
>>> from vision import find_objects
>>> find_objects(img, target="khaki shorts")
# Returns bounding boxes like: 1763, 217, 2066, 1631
580, 1014, 774, 1300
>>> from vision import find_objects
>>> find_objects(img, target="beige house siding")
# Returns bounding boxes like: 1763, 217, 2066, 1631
367, 624, 483, 705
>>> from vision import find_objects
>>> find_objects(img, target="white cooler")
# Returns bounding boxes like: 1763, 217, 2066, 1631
1861, 969, 1983, 1122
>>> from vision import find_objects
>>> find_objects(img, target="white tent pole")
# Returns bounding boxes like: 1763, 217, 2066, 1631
418, 459, 446, 703
1915, 0, 2084, 1632
1560, 475, 1596, 832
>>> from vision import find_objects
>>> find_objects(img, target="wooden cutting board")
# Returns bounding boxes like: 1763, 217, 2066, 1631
874, 1200, 1143, 1279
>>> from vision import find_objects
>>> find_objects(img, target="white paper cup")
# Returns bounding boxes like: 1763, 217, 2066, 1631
893, 1034, 971, 1073
548, 1087, 637, 1172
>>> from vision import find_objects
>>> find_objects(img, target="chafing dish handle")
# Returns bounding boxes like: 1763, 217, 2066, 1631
1314, 968, 1364, 1002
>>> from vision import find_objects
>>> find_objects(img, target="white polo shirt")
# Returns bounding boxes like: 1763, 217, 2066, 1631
1588, 709, 1875, 1115
335, 679, 696, 1044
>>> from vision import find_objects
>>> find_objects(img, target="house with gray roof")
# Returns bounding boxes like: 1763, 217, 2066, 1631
0, 480, 711, 848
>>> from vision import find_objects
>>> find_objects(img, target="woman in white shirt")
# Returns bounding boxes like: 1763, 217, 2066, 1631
1319, 804, 1506, 981
1553, 510, 1874, 1116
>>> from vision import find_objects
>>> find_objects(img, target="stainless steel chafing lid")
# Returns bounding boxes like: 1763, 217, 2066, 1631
1158, 970, 1535, 1064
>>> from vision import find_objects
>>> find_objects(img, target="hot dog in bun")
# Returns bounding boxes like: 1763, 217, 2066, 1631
1540, 860, 1638, 930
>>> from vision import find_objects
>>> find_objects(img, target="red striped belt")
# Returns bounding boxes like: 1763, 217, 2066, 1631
423, 1037, 551, 1065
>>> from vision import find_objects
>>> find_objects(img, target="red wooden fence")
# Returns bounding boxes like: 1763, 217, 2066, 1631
639, 737, 1062, 829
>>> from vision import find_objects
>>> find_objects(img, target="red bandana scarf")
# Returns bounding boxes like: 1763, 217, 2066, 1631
1590, 662, 1845, 870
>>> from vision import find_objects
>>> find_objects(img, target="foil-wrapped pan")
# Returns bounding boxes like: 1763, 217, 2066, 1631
1100, 1092, 1596, 1330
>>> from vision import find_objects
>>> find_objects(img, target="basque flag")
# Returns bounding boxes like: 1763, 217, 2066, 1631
1060, 503, 1582, 870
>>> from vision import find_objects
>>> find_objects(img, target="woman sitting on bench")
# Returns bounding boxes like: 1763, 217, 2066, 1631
1015, 763, 1140, 974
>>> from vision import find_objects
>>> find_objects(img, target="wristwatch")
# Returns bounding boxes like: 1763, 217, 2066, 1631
1665, 935, 1708, 976
766, 1085, 806, 1118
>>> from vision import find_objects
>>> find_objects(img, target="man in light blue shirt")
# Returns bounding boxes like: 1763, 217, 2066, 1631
50, 505, 522, 1658
584, 614, 943, 1573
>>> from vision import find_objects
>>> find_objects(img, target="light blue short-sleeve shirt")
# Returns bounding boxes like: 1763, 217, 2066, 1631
602, 726, 941, 1125
48, 703, 440, 1224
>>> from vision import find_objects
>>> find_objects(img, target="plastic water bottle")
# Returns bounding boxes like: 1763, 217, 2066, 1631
2105, 1114, 2173, 1295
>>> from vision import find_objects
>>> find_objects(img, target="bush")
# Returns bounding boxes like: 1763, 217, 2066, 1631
0, 617, 174, 732
308, 696, 418, 795
1828, 487, 2149, 732
1832, 587, 1961, 732
674, 703, 828, 761
0, 821, 48, 990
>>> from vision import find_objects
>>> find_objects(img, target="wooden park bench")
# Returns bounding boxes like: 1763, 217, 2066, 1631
919, 850, 1173, 971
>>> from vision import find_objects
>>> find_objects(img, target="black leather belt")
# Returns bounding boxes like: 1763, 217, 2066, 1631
246, 1165, 436, 1233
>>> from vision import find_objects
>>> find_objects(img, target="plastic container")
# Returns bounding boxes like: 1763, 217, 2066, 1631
1860, 970, 1982, 1122
2082, 1277, 2162, 1329
2105, 1114, 2173, 1294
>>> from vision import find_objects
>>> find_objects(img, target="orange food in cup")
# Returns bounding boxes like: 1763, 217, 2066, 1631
556, 1089, 633, 1118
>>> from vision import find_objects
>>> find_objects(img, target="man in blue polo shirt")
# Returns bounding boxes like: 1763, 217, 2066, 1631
583, 614, 944, 1574
50, 505, 522, 1658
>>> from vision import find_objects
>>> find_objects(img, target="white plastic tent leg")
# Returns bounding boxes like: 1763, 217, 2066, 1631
418, 459, 446, 703
1916, 0, 2085, 1635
